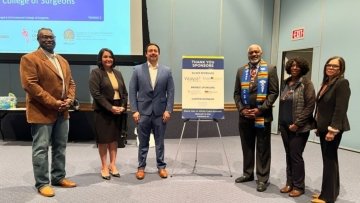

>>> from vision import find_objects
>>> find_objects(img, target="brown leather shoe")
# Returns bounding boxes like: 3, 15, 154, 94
136, 169, 145, 180
289, 189, 304, 197
312, 193, 320, 199
54, 178, 77, 188
311, 198, 326, 203
38, 185, 55, 197
280, 185, 292, 193
158, 169, 168, 178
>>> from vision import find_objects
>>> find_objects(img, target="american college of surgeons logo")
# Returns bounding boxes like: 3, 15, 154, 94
64, 29, 75, 41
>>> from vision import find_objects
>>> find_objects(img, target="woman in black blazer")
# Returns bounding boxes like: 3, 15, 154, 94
89, 48, 128, 180
312, 56, 351, 203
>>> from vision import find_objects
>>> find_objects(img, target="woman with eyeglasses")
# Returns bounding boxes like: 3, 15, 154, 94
312, 56, 351, 203
279, 57, 316, 198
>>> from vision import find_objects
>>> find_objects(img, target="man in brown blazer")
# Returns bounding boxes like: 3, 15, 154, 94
20, 28, 77, 197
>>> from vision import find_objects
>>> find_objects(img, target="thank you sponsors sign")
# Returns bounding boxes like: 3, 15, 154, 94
182, 56, 224, 120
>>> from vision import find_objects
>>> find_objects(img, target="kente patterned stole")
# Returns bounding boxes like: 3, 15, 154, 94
240, 61, 269, 128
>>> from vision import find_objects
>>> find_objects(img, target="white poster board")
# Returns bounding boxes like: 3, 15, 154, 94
182, 56, 224, 120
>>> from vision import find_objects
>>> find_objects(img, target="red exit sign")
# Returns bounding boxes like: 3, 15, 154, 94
291, 28, 304, 40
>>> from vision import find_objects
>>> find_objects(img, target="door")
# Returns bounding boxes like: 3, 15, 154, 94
278, 48, 314, 129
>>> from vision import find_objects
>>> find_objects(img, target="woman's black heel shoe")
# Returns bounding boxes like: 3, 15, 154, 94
109, 168, 120, 177
101, 170, 111, 180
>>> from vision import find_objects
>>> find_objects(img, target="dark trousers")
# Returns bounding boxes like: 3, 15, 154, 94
137, 114, 166, 169
238, 119, 271, 183
279, 126, 310, 191
318, 131, 342, 203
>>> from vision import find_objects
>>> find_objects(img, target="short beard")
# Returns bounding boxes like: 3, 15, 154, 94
249, 58, 260, 65
41, 43, 55, 53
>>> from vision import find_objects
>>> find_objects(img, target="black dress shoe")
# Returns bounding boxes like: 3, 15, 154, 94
235, 175, 254, 183
257, 182, 269, 192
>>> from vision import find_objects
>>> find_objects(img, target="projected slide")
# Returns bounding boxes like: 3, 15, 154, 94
0, 0, 133, 56
1, 0, 104, 21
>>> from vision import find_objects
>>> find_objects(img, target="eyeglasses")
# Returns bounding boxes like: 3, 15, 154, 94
40, 35, 56, 40
325, 64, 340, 69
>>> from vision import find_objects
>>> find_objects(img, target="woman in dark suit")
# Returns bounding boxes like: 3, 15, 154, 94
89, 48, 128, 180
279, 57, 315, 197
312, 56, 351, 203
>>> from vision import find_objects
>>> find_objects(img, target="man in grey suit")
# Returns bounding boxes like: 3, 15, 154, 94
129, 43, 175, 180
233, 44, 279, 192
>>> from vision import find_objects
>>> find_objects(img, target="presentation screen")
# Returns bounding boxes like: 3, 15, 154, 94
0, 0, 149, 65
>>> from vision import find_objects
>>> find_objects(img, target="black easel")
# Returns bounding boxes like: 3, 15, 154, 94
170, 119, 232, 177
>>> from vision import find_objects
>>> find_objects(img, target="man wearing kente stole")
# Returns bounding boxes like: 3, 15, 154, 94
233, 44, 279, 192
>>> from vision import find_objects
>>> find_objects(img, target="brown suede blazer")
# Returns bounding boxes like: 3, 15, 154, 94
20, 49, 76, 123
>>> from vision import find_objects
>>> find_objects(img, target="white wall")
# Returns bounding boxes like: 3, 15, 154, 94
146, 0, 275, 103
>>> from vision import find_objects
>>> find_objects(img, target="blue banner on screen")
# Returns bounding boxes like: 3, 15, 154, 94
182, 56, 225, 120
0, 0, 131, 55
1, 0, 104, 21
182, 58, 224, 70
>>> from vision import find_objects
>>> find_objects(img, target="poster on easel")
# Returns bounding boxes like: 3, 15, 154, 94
182, 56, 224, 120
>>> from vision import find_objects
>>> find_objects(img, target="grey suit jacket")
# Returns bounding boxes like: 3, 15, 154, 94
129, 63, 175, 116
315, 77, 350, 132
233, 62, 279, 122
